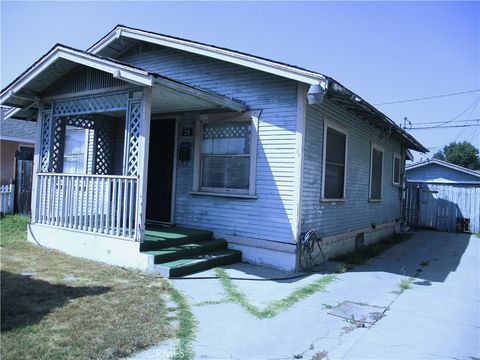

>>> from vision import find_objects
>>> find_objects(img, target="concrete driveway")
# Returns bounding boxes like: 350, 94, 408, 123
135, 231, 479, 359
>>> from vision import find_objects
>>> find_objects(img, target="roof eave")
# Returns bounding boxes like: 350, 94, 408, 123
88, 25, 326, 86
0, 45, 155, 107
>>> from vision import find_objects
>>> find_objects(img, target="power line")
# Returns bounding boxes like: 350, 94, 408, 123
412, 118, 480, 125
423, 97, 480, 129
409, 124, 480, 130
374, 89, 480, 106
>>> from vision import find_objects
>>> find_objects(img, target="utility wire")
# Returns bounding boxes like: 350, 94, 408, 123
409, 124, 480, 130
424, 97, 480, 129
412, 118, 480, 125
374, 89, 480, 105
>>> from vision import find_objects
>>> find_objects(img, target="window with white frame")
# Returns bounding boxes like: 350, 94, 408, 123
393, 152, 401, 185
63, 126, 87, 174
194, 112, 258, 195
370, 144, 384, 200
322, 123, 348, 200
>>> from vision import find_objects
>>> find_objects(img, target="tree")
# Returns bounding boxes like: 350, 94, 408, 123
432, 150, 445, 161
434, 141, 480, 170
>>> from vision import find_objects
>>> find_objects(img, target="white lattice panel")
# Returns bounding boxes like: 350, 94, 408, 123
54, 93, 128, 116
40, 110, 52, 172
126, 100, 142, 176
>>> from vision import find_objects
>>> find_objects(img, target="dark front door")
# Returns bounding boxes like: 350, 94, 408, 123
146, 118, 176, 223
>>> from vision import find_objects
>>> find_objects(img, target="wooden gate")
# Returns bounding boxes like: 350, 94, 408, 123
405, 182, 480, 233
14, 147, 34, 215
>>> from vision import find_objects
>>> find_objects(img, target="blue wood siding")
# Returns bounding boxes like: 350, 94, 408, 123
120, 44, 298, 243
406, 164, 480, 183
301, 97, 403, 237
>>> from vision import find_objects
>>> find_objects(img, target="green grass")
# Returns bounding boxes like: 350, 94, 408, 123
398, 277, 415, 293
0, 215, 180, 360
167, 285, 196, 360
333, 233, 412, 266
214, 268, 336, 319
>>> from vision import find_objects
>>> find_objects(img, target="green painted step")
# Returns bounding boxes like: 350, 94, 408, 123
142, 239, 227, 263
141, 226, 213, 251
154, 250, 242, 278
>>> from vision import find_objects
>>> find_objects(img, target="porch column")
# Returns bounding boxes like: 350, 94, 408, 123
30, 103, 44, 222
136, 87, 152, 241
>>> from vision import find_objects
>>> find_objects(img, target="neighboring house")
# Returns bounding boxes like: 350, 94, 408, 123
406, 158, 480, 184
0, 25, 427, 275
405, 159, 480, 233
0, 114, 35, 184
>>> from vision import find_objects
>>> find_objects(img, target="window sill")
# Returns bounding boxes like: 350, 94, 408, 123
190, 191, 258, 199
369, 199, 382, 202
392, 182, 401, 187
320, 198, 346, 203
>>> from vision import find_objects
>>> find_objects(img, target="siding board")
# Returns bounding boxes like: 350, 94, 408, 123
301, 97, 402, 237
119, 45, 299, 243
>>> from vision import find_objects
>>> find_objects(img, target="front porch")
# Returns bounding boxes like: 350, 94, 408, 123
1, 45, 247, 274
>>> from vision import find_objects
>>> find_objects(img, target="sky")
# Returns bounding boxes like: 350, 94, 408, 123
1, 1, 479, 161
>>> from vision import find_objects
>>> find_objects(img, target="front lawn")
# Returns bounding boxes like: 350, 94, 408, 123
0, 215, 179, 360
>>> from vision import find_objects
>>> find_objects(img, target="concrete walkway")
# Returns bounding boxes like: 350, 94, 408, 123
134, 231, 480, 359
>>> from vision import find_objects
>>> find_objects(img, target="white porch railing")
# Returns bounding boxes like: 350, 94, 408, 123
0, 184, 15, 214
35, 174, 139, 239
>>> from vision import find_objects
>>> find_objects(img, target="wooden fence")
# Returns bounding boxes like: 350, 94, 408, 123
34, 174, 139, 239
0, 184, 15, 214
405, 182, 480, 233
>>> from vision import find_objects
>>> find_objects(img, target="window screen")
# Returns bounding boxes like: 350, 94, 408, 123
201, 121, 251, 191
393, 155, 401, 184
324, 127, 347, 199
63, 126, 86, 174
370, 148, 383, 200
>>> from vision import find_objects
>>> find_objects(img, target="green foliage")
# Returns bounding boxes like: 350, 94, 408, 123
398, 277, 415, 293
168, 285, 196, 360
333, 234, 412, 266
214, 268, 335, 319
0, 215, 30, 248
432, 150, 445, 161
434, 141, 480, 170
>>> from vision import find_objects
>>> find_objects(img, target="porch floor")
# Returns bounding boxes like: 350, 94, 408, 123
141, 225, 241, 277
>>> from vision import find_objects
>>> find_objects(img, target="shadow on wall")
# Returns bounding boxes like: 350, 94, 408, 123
1, 271, 110, 331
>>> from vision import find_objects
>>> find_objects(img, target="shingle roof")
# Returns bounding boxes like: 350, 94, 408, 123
0, 109, 35, 142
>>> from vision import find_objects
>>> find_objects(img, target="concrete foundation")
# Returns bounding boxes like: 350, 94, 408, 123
27, 223, 155, 271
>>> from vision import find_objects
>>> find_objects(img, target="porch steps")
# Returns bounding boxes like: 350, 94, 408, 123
141, 226, 241, 277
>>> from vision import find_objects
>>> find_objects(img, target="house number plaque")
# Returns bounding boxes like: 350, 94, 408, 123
182, 128, 193, 137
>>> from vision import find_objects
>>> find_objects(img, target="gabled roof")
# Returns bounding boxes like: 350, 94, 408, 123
406, 158, 480, 179
1, 25, 427, 152
86, 25, 428, 153
88, 25, 327, 85
0, 43, 247, 119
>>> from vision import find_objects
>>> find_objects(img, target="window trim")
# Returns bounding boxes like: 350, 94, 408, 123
321, 120, 348, 201
392, 151, 401, 186
369, 143, 384, 201
193, 111, 260, 197
62, 126, 89, 174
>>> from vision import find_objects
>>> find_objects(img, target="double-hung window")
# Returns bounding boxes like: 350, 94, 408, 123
63, 126, 87, 174
392, 152, 401, 186
370, 144, 384, 200
194, 112, 259, 196
322, 123, 347, 200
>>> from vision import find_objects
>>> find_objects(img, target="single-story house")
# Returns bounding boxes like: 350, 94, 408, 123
0, 25, 427, 275
0, 111, 35, 185
405, 158, 480, 233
